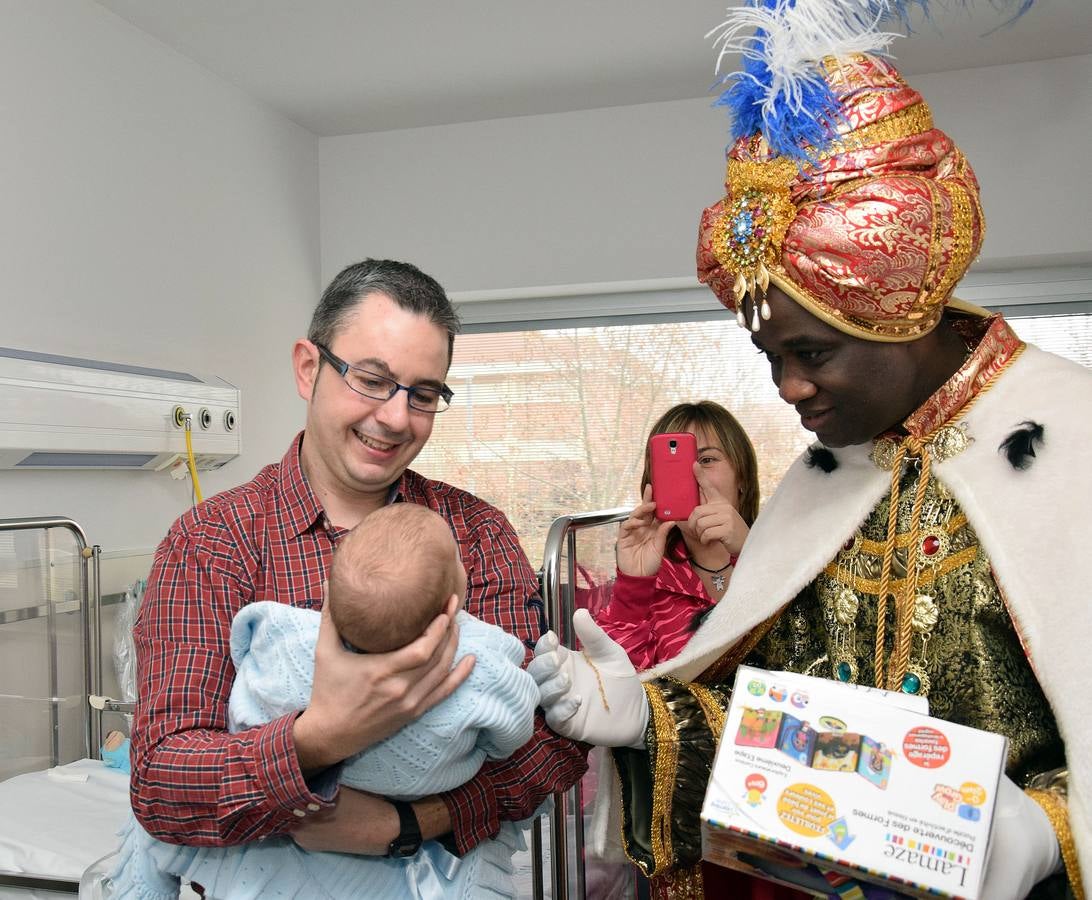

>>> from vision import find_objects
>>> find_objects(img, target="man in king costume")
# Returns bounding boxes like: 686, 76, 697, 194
530, 2, 1090, 898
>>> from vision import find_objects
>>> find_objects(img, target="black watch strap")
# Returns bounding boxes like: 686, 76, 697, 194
385, 799, 423, 858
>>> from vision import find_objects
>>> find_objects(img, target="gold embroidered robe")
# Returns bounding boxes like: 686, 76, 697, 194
610, 317, 1085, 899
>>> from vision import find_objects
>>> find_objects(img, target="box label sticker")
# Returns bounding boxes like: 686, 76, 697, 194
903, 726, 951, 769
776, 783, 836, 838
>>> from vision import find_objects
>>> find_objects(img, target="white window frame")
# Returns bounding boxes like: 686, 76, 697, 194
451, 265, 1092, 332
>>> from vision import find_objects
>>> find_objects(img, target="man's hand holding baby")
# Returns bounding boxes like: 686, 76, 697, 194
293, 588, 474, 775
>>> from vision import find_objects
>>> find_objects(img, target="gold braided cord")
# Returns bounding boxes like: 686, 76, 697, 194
689, 683, 728, 745
645, 682, 680, 876
874, 441, 907, 689
889, 439, 931, 690
829, 102, 934, 156
841, 102, 933, 152
1026, 789, 1086, 900
872, 435, 938, 691
824, 545, 977, 596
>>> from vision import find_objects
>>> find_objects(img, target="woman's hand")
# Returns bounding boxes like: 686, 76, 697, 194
616, 485, 676, 577
684, 463, 750, 557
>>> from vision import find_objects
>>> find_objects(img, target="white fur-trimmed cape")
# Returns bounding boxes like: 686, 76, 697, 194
592, 345, 1092, 895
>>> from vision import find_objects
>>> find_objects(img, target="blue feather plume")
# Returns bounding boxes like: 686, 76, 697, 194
710, 0, 1037, 160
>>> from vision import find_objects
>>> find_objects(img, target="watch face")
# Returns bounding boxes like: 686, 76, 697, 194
389, 837, 420, 858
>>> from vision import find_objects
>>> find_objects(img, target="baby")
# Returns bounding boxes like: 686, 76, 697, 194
327, 500, 468, 654
112, 504, 539, 900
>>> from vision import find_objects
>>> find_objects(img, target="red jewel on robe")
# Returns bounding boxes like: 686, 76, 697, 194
922, 535, 941, 556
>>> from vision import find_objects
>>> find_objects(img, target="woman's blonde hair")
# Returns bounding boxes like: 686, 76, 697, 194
640, 401, 759, 527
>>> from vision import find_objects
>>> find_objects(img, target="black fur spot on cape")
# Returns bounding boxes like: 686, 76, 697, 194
805, 446, 839, 473
689, 606, 713, 633
999, 421, 1044, 470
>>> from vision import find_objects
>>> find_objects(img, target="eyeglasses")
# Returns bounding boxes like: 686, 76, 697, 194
314, 343, 454, 414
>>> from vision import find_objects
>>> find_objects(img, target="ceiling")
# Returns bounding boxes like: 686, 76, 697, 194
95, 0, 1092, 137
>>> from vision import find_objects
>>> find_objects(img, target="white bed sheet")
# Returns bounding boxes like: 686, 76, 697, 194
0, 759, 129, 883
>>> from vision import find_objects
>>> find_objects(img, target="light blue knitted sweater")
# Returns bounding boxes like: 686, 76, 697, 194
112, 603, 540, 899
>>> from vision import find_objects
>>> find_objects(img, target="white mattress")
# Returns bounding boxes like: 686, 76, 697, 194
0, 759, 129, 883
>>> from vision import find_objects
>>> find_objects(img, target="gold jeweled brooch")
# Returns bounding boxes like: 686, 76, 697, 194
711, 153, 799, 332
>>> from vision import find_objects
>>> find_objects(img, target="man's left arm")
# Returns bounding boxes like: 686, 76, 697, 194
441, 508, 589, 853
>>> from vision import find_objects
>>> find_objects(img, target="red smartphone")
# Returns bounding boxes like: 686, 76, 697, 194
649, 432, 699, 521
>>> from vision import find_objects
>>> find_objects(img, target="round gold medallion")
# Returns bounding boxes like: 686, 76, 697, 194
871, 438, 899, 471
929, 424, 971, 463
911, 594, 939, 633
833, 587, 859, 626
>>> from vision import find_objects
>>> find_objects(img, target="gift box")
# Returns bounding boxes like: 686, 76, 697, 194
701, 666, 1007, 899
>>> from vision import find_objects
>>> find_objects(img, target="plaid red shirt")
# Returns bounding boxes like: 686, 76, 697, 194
131, 432, 586, 851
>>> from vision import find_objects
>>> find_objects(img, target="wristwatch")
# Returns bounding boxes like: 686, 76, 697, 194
385, 799, 422, 858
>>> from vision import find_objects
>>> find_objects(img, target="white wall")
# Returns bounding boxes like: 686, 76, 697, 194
0, 1, 320, 566
916, 54, 1092, 271
320, 53, 1092, 292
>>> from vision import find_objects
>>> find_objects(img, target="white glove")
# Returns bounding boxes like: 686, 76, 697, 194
529, 608, 649, 748
979, 776, 1061, 900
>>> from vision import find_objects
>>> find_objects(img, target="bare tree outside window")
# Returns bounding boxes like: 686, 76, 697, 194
418, 319, 810, 566
416, 312, 1092, 569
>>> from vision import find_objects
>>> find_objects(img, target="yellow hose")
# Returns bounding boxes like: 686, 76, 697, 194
183, 418, 204, 504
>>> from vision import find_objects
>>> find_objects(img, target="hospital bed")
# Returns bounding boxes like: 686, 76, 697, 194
0, 517, 135, 898
0, 509, 634, 900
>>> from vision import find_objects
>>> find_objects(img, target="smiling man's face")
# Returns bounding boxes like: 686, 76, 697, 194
749, 286, 932, 448
295, 291, 449, 504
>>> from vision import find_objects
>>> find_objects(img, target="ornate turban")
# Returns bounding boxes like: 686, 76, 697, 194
697, 3, 992, 342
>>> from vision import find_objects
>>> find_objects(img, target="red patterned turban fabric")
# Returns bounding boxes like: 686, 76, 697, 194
697, 53, 986, 342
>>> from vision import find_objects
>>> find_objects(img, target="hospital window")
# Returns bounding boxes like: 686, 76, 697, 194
413, 310, 1092, 568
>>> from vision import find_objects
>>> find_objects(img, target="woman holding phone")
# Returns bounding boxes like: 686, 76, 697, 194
594, 401, 759, 670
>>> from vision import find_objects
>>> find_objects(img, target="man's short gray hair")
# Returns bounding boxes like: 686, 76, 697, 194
308, 259, 461, 363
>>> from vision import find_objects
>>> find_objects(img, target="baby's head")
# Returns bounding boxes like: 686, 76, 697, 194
327, 504, 466, 654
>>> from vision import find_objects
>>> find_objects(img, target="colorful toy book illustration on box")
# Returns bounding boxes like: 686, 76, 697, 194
701, 666, 1007, 900
737, 708, 891, 786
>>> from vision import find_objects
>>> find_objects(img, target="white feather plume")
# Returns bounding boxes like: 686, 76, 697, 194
708, 0, 901, 121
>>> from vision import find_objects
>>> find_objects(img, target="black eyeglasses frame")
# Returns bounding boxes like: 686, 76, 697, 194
313, 342, 454, 414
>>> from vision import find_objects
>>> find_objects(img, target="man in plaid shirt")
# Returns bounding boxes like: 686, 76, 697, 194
131, 259, 587, 862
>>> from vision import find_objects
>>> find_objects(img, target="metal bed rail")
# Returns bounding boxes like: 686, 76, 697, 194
0, 516, 101, 764
537, 507, 630, 900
